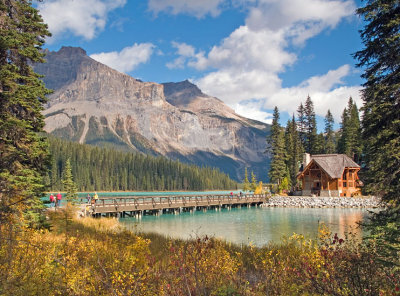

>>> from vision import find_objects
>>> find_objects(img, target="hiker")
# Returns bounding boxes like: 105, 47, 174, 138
87, 193, 91, 204
49, 193, 55, 207
230, 192, 233, 198
94, 192, 99, 204
239, 191, 243, 197
56, 192, 62, 207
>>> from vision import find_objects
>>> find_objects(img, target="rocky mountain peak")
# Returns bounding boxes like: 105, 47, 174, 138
163, 80, 204, 97
57, 46, 87, 56
34, 46, 270, 181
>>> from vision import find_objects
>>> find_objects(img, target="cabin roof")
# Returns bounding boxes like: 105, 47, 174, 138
301, 154, 360, 179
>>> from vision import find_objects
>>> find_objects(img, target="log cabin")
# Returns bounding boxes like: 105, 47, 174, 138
297, 153, 362, 197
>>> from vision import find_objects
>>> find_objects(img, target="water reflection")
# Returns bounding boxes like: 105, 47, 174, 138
120, 207, 371, 246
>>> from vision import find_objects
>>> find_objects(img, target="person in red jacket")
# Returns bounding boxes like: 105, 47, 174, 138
56, 192, 62, 207
49, 193, 55, 207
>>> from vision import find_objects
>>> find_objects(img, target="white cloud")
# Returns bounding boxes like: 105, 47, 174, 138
90, 43, 155, 73
163, 0, 359, 122
148, 0, 226, 18
235, 101, 273, 124
166, 42, 196, 69
267, 65, 362, 120
38, 0, 126, 41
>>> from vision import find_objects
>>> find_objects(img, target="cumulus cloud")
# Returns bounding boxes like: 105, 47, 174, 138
148, 0, 226, 18
166, 42, 207, 69
235, 101, 273, 124
38, 0, 126, 41
267, 65, 362, 120
165, 0, 359, 122
90, 43, 155, 73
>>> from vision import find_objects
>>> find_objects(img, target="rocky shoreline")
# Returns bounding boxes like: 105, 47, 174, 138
261, 195, 382, 208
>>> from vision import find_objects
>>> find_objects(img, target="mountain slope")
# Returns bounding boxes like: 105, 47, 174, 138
34, 46, 270, 181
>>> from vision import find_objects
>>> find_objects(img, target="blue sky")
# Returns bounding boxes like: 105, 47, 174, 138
37, 0, 365, 129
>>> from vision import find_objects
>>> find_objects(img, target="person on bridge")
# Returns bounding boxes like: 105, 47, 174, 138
94, 192, 99, 203
87, 193, 91, 204
49, 193, 55, 207
56, 193, 62, 207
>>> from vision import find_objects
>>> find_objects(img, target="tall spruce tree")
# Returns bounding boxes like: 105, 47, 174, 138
268, 107, 287, 184
337, 98, 362, 160
324, 110, 335, 154
304, 96, 318, 154
354, 0, 400, 266
313, 133, 325, 154
62, 159, 78, 205
243, 168, 250, 191
296, 102, 307, 148
284, 116, 303, 191
0, 1, 50, 225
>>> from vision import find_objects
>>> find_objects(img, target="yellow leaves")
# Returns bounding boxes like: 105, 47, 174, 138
0, 212, 397, 295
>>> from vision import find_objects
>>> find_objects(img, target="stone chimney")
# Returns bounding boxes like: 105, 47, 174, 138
303, 153, 311, 168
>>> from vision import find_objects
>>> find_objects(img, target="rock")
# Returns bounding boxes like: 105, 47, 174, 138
34, 47, 270, 181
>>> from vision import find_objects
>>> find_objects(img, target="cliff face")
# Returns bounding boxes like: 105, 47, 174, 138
35, 46, 270, 181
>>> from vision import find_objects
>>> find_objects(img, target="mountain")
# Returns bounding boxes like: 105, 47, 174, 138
34, 46, 270, 181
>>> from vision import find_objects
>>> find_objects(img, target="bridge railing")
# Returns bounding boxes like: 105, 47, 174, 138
86, 193, 266, 209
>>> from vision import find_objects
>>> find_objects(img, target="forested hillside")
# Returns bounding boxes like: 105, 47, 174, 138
46, 137, 237, 192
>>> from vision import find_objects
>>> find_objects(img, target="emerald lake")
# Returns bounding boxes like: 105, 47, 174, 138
120, 206, 371, 246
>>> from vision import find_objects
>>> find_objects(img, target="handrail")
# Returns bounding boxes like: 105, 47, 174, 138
90, 193, 265, 208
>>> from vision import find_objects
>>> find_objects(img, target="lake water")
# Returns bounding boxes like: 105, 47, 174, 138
120, 206, 371, 246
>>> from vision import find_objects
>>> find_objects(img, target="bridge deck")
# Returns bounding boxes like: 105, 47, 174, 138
86, 194, 267, 216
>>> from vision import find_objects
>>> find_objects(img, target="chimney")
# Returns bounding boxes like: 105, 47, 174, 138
303, 153, 311, 168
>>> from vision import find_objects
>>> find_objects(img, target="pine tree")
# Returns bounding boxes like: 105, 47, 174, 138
354, 0, 400, 266
313, 133, 325, 154
250, 171, 257, 192
304, 96, 318, 154
0, 1, 51, 225
268, 107, 287, 184
296, 102, 307, 148
337, 106, 349, 154
243, 168, 250, 191
324, 110, 335, 154
337, 98, 362, 160
62, 159, 78, 205
284, 116, 303, 191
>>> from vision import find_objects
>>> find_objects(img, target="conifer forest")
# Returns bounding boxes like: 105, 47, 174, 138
47, 137, 237, 192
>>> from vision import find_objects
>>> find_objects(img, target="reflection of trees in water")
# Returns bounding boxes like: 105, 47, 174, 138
124, 208, 368, 246
337, 211, 364, 240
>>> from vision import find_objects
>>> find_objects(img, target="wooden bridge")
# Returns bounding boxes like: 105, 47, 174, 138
84, 193, 268, 218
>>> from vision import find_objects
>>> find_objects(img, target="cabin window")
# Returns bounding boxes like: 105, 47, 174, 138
343, 172, 347, 180
343, 182, 347, 187
349, 172, 353, 179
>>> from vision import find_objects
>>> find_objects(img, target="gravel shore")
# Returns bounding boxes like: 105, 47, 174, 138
261, 195, 382, 208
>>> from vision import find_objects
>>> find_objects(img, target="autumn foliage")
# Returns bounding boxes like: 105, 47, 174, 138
0, 210, 398, 296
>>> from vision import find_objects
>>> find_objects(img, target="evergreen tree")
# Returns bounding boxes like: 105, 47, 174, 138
243, 168, 250, 191
268, 107, 287, 184
337, 106, 349, 154
313, 133, 325, 154
47, 137, 237, 192
324, 110, 335, 154
0, 1, 50, 225
304, 96, 318, 154
250, 171, 257, 192
284, 116, 303, 191
337, 98, 362, 160
62, 159, 78, 205
354, 0, 400, 266
296, 102, 307, 148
